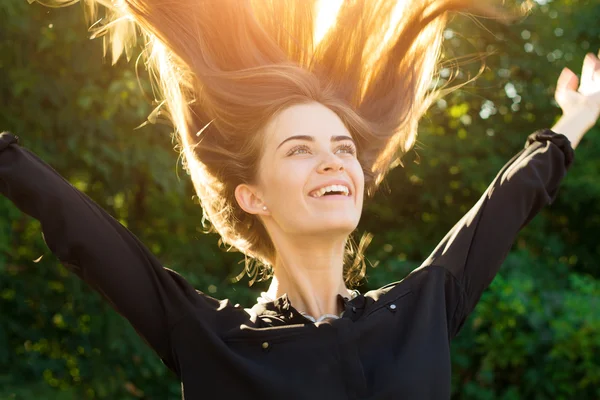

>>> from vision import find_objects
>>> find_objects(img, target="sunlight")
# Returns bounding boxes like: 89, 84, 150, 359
314, 0, 406, 61
314, 0, 343, 46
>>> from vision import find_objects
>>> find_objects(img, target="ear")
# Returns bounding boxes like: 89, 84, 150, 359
235, 183, 269, 215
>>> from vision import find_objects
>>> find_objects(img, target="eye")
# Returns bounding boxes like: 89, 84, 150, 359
335, 143, 357, 156
287, 144, 311, 156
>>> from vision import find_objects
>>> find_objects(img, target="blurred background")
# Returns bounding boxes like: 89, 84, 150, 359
0, 0, 599, 398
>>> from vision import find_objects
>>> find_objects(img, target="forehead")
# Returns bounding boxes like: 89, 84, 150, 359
264, 102, 350, 143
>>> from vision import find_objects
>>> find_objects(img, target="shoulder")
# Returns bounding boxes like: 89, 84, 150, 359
366, 265, 456, 298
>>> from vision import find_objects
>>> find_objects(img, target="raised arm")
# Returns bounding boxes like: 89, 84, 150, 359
0, 131, 214, 375
418, 50, 600, 338
416, 129, 574, 337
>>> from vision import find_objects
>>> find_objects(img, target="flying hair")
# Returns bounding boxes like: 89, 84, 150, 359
29, 0, 533, 287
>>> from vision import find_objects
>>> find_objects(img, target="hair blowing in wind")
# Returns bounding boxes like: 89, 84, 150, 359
30, 0, 531, 285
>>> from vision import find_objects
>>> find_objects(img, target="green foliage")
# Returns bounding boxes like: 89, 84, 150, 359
451, 252, 600, 399
0, 0, 599, 398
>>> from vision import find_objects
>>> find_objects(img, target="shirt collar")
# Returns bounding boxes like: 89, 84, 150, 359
250, 291, 364, 326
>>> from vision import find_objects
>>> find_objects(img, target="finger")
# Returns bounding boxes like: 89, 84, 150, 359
582, 53, 599, 84
557, 67, 578, 91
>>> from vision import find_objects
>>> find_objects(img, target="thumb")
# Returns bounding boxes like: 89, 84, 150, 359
557, 67, 579, 92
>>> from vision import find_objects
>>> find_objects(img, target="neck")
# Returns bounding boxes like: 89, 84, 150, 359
265, 234, 352, 319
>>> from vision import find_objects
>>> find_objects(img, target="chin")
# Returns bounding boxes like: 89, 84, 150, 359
311, 219, 359, 236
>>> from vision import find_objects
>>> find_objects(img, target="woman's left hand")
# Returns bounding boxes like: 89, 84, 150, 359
554, 50, 600, 126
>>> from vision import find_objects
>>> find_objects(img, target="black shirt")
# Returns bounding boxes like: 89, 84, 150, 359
0, 129, 574, 399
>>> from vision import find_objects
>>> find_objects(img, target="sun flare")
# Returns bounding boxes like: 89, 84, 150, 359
314, 0, 344, 46
314, 1, 405, 57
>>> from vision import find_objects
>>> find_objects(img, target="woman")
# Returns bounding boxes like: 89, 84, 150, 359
2, 0, 600, 398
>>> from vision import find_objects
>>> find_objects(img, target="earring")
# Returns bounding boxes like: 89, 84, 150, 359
262, 206, 267, 211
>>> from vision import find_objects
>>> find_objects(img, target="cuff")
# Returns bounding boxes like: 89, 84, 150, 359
525, 128, 574, 170
0, 131, 20, 151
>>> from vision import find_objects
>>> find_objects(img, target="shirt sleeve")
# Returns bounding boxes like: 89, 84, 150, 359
416, 128, 574, 338
0, 131, 215, 375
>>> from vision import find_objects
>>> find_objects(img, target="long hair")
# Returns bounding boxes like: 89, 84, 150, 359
32, 0, 531, 287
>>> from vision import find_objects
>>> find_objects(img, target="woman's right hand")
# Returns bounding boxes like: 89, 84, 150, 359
551, 50, 600, 148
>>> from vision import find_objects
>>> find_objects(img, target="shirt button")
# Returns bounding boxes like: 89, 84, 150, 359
389, 304, 397, 310
261, 342, 270, 350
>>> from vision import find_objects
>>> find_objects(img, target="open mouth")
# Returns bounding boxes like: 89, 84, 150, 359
309, 184, 351, 198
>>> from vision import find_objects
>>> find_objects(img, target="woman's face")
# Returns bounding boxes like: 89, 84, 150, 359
237, 102, 365, 238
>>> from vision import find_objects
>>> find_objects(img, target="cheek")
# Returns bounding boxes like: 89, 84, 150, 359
268, 162, 311, 204
350, 160, 366, 194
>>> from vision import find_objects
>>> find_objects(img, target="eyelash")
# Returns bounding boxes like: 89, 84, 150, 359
287, 144, 357, 156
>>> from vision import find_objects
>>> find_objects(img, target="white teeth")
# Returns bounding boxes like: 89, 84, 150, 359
310, 184, 350, 198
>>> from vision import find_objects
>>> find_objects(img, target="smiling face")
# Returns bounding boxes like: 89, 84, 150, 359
235, 101, 365, 240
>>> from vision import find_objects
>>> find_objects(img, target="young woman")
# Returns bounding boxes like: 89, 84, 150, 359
2, 0, 599, 398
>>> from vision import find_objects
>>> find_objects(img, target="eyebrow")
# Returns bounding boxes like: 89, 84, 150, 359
276, 135, 355, 150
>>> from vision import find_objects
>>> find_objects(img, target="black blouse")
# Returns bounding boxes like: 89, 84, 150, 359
0, 129, 574, 399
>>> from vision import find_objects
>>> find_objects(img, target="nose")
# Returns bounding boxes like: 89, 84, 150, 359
318, 152, 344, 173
